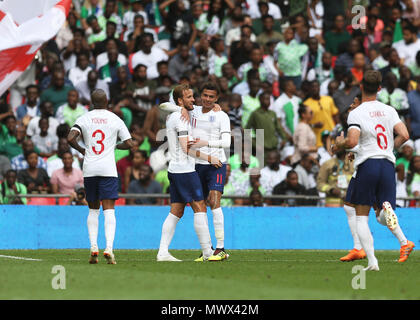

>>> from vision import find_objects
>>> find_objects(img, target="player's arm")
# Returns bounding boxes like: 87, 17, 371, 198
332, 129, 360, 153
159, 102, 182, 113
191, 112, 231, 149
178, 135, 222, 168
117, 119, 135, 150
332, 110, 360, 153
394, 121, 410, 149
67, 126, 86, 156
159, 102, 190, 122
189, 132, 231, 149
116, 138, 135, 150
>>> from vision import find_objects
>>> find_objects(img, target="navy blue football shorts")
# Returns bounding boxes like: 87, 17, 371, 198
168, 171, 204, 204
84, 176, 119, 202
195, 163, 226, 199
350, 159, 396, 209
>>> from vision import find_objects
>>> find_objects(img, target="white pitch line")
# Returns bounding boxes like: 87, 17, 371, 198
0, 255, 42, 261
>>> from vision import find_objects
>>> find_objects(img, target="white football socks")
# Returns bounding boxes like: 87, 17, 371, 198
356, 215, 378, 267
212, 207, 225, 249
343, 205, 362, 250
103, 209, 116, 251
377, 209, 408, 246
194, 212, 213, 257
158, 213, 180, 256
87, 209, 100, 248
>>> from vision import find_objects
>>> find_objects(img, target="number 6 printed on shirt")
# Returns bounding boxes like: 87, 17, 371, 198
375, 124, 388, 150
92, 129, 105, 154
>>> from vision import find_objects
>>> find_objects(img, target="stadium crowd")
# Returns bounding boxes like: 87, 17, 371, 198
1, 0, 420, 207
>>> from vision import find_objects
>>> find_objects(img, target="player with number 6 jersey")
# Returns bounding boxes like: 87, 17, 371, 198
332, 71, 414, 271
68, 89, 134, 265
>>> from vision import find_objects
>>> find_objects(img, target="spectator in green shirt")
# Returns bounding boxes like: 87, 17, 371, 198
40, 70, 74, 115
86, 15, 107, 45
0, 169, 27, 204
274, 27, 308, 89
324, 14, 351, 56
80, 0, 104, 30
241, 77, 262, 128
246, 92, 286, 165
55, 90, 88, 127
0, 116, 25, 160
256, 15, 283, 54
252, 2, 282, 36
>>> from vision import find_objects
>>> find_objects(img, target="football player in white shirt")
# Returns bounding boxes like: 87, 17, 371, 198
67, 89, 134, 265
340, 98, 413, 264
160, 82, 232, 262
157, 84, 223, 262
332, 71, 414, 271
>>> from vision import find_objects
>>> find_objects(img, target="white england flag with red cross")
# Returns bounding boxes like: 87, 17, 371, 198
0, 0, 71, 96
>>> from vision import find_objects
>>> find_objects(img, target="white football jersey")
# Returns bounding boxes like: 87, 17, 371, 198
166, 111, 196, 173
72, 109, 131, 177
347, 100, 402, 169
190, 106, 231, 165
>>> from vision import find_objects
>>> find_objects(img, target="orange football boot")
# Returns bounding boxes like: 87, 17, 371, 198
398, 240, 415, 263
340, 248, 366, 261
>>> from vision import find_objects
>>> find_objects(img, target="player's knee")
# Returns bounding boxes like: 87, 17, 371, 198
191, 200, 207, 213
207, 194, 221, 209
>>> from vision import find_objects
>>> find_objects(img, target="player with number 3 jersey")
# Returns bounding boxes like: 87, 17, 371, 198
68, 89, 134, 265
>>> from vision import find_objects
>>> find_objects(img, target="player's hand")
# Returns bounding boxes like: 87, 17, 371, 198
210, 157, 223, 168
180, 108, 190, 123
331, 132, 344, 153
188, 138, 208, 149
212, 104, 222, 112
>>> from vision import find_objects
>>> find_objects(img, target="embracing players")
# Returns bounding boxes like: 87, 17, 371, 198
157, 84, 223, 261
332, 71, 415, 271
68, 89, 134, 264
160, 82, 231, 261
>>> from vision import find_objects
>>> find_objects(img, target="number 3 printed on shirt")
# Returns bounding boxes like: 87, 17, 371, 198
92, 129, 105, 154
375, 124, 388, 150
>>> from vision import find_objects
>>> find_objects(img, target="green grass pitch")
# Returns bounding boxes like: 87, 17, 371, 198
0, 249, 419, 300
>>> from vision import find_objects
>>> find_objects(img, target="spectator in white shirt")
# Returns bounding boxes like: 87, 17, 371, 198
75, 70, 110, 105
392, 23, 420, 68
260, 150, 292, 195
26, 101, 59, 138
68, 52, 92, 87
130, 33, 169, 80
31, 118, 58, 158
245, 0, 282, 20
122, 0, 148, 41
95, 38, 127, 71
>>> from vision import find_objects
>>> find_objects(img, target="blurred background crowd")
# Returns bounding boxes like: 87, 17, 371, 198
1, 0, 420, 207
